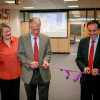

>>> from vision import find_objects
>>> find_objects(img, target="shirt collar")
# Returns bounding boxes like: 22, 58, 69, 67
30, 33, 39, 39
10, 36, 14, 42
0, 36, 14, 44
90, 35, 99, 43
0, 40, 3, 43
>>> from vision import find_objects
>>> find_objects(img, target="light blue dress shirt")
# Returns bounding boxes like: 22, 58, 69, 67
88, 35, 99, 61
31, 34, 39, 52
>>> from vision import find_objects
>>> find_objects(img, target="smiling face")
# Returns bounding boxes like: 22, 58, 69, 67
2, 27, 11, 40
88, 23, 99, 40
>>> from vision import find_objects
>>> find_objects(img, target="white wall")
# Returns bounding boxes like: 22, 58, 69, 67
9, 9, 21, 37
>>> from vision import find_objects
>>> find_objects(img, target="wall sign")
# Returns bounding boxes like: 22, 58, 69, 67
0, 8, 10, 20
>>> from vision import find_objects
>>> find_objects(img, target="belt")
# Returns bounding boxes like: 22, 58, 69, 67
34, 67, 39, 71
34, 62, 39, 71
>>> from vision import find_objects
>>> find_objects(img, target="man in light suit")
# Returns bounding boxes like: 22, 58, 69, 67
75, 20, 100, 100
17, 17, 52, 100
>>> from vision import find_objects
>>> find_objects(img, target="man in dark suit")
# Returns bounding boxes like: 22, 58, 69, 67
75, 20, 100, 100
17, 17, 52, 100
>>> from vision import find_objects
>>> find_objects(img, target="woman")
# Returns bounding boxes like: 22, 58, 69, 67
0, 23, 21, 100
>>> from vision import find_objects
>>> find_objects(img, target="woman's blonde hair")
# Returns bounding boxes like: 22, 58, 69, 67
0, 23, 11, 40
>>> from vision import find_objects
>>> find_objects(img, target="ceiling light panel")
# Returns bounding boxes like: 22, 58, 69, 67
23, 7, 35, 9
64, 0, 78, 1
72, 11, 80, 14
74, 15, 80, 17
68, 5, 79, 7
4, 1, 21, 3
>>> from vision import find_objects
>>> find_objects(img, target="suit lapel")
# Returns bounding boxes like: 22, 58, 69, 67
39, 33, 44, 61
94, 36, 100, 60
26, 33, 34, 60
85, 37, 90, 64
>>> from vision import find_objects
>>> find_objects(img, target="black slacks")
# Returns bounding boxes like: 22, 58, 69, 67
24, 69, 50, 100
0, 77, 20, 100
81, 75, 100, 100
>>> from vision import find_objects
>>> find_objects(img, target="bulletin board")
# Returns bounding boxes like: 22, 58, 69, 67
70, 24, 81, 36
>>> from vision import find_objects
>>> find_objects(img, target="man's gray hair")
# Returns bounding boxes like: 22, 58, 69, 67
29, 17, 41, 26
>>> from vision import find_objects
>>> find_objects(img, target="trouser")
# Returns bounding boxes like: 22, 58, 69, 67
81, 75, 100, 100
0, 77, 20, 100
24, 69, 50, 100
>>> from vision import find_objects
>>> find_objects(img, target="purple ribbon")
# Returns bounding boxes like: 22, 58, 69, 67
54, 67, 83, 82
8, 61, 84, 82
63, 69, 83, 82
73, 73, 83, 82
65, 70, 70, 79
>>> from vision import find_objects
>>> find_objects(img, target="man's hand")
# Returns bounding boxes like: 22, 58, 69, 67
84, 67, 90, 74
30, 61, 39, 69
43, 61, 49, 69
91, 68, 99, 76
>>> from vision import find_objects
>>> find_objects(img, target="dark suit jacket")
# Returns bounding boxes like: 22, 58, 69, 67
17, 33, 52, 84
75, 36, 100, 85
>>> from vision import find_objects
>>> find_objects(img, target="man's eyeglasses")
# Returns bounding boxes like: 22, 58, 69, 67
32, 29, 40, 31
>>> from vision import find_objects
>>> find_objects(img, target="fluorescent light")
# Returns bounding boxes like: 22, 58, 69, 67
74, 15, 80, 17
4, 1, 21, 3
23, 7, 35, 9
64, 0, 78, 1
72, 11, 80, 14
68, 5, 79, 7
